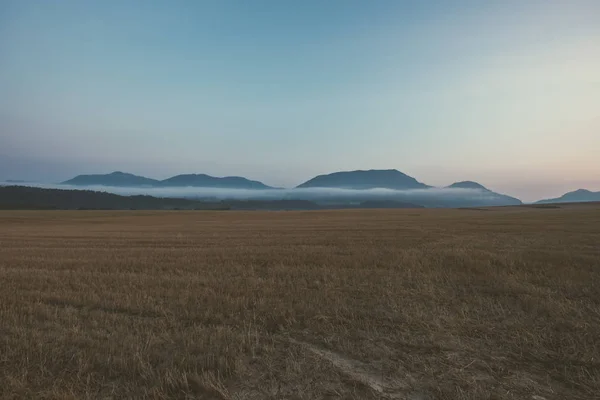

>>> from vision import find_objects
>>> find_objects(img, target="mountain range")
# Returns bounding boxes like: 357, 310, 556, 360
62, 170, 494, 192
57, 171, 598, 207
62, 171, 274, 189
56, 169, 528, 207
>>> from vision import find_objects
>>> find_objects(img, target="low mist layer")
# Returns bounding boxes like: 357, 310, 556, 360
1, 182, 522, 208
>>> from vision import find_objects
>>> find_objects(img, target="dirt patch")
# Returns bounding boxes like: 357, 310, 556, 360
289, 338, 430, 399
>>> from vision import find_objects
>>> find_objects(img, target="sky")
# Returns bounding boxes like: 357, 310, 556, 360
0, 0, 598, 201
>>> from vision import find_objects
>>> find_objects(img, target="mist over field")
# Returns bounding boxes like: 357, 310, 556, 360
0, 181, 515, 206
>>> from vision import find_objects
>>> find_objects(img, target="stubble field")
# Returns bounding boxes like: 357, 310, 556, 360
1, 205, 599, 399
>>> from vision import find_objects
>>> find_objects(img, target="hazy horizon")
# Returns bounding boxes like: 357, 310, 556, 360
1, 1, 599, 202
0, 180, 528, 209
1, 172, 597, 203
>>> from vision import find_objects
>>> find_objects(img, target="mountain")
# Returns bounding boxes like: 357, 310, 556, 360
447, 181, 488, 190
445, 181, 522, 206
62, 171, 160, 187
536, 189, 600, 204
296, 169, 430, 190
160, 174, 273, 189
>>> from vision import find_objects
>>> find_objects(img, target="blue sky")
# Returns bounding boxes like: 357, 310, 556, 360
1, 0, 598, 201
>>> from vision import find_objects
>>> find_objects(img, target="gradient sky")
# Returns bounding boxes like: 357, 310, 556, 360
1, 0, 598, 201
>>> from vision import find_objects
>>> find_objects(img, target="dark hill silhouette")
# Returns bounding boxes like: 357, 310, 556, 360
0, 185, 213, 210
296, 169, 430, 190
0, 186, 423, 211
0, 186, 319, 211
160, 174, 272, 189
536, 189, 600, 204
62, 171, 159, 187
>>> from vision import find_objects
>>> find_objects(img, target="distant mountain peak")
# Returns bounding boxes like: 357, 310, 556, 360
296, 169, 430, 190
62, 172, 159, 187
447, 181, 488, 190
157, 173, 273, 189
571, 189, 593, 194
172, 173, 209, 178
536, 188, 600, 204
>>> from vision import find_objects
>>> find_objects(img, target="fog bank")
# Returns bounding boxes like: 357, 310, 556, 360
0, 182, 522, 207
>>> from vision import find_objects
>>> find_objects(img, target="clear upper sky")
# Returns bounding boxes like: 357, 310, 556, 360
1, 0, 598, 201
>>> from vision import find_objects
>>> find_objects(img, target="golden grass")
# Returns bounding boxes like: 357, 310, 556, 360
1, 205, 599, 399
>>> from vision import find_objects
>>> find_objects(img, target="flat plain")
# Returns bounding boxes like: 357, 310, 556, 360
1, 204, 599, 399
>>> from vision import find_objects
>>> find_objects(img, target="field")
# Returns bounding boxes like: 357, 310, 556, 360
1, 205, 599, 399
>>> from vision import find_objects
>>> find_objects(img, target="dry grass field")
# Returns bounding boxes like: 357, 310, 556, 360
1, 205, 600, 399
